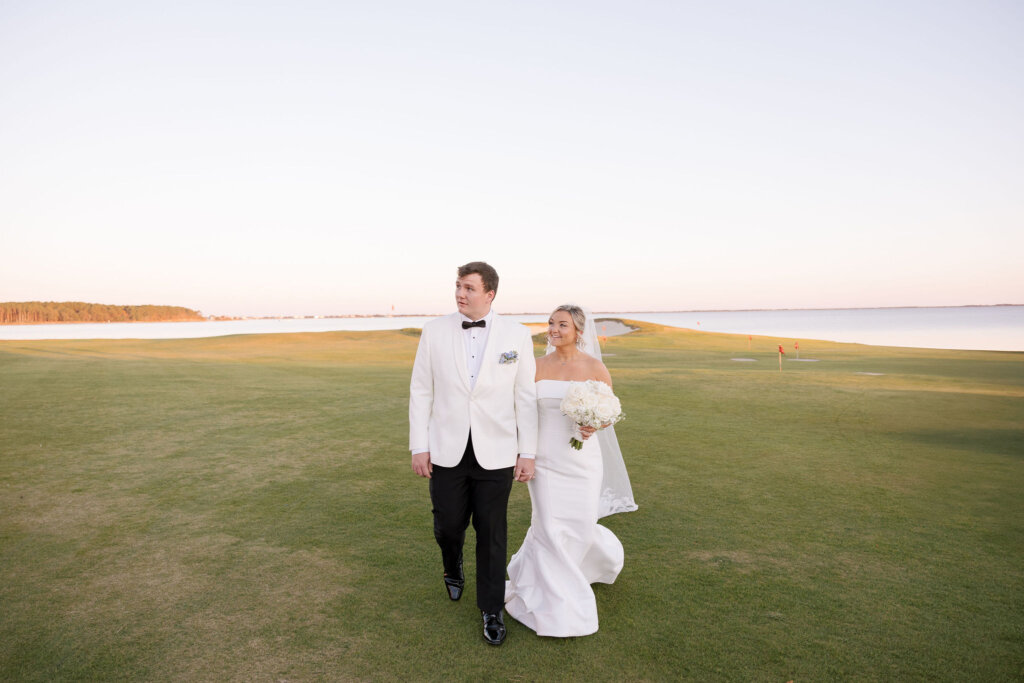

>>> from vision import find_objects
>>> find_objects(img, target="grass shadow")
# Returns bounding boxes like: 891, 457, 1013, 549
894, 427, 1024, 459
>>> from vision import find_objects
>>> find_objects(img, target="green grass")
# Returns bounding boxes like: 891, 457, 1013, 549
1, 324, 1022, 681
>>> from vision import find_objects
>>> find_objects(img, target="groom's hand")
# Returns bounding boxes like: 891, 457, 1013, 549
514, 456, 535, 482
411, 452, 433, 478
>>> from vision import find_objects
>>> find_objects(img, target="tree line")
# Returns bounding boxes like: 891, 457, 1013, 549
0, 302, 204, 324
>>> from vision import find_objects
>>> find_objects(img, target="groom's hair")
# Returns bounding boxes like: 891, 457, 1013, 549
457, 261, 499, 296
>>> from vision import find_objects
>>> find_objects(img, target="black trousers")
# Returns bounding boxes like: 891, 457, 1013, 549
428, 434, 515, 613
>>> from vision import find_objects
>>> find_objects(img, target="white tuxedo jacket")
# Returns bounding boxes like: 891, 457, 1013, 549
409, 312, 538, 469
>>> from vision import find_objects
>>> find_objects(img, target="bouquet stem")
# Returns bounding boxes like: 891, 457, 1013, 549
569, 424, 585, 450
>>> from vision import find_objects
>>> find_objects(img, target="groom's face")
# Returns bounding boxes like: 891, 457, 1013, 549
455, 274, 494, 320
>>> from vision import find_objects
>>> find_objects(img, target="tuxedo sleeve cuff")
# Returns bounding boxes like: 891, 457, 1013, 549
411, 448, 428, 456
518, 453, 535, 459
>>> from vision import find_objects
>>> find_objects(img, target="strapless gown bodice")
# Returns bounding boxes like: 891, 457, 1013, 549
533, 379, 602, 474
504, 380, 624, 637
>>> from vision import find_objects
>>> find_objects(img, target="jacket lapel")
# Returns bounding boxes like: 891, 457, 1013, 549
451, 313, 472, 391
472, 313, 501, 394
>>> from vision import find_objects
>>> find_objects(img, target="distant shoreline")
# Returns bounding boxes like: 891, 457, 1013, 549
0, 302, 207, 326
2, 303, 1019, 326
1, 318, 212, 326
226, 303, 1023, 319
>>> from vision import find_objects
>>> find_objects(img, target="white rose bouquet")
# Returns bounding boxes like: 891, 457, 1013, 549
559, 380, 624, 450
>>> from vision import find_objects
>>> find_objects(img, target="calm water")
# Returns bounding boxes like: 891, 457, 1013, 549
605, 307, 1024, 352
2, 306, 1022, 352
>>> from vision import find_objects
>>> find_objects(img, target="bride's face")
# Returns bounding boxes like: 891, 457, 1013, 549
548, 310, 579, 349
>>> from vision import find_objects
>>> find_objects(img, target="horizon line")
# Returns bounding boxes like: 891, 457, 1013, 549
222, 302, 1022, 319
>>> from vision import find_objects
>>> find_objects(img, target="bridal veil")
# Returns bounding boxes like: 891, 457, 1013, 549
547, 307, 638, 518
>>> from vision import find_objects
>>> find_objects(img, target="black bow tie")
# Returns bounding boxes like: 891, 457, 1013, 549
462, 320, 486, 329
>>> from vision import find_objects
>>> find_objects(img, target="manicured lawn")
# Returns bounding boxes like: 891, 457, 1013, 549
1, 324, 1021, 680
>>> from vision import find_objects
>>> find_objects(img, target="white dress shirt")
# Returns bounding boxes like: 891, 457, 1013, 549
461, 309, 493, 391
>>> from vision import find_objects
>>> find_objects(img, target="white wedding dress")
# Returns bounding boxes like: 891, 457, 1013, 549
504, 379, 624, 637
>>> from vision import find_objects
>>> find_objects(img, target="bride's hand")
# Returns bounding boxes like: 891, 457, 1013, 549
579, 425, 597, 440
514, 456, 535, 482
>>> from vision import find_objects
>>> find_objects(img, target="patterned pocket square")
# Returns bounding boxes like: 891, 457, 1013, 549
499, 350, 519, 365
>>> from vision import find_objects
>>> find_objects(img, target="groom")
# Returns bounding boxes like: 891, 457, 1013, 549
409, 261, 538, 645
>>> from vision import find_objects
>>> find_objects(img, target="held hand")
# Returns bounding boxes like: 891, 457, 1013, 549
579, 425, 597, 440
411, 452, 433, 478
514, 456, 535, 482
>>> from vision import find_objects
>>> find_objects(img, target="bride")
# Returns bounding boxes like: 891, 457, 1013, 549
504, 304, 638, 637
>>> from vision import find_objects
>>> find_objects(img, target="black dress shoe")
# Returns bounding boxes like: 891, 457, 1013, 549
443, 575, 464, 601
482, 610, 506, 646
443, 557, 464, 601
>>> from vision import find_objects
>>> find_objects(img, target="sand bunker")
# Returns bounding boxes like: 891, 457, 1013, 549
592, 319, 637, 337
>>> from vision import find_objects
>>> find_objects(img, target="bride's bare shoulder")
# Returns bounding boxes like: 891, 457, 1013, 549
534, 353, 554, 380
585, 354, 613, 386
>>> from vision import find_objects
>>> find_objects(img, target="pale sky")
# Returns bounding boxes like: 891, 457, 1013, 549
1, 1, 1022, 317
